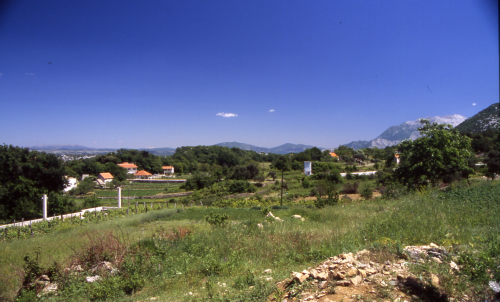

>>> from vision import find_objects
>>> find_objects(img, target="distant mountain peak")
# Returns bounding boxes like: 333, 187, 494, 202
345, 114, 467, 149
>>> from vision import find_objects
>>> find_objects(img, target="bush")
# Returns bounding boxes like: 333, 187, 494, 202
360, 184, 373, 199
229, 180, 256, 193
83, 195, 101, 208
342, 182, 359, 194
302, 177, 311, 188
380, 183, 409, 199
182, 173, 216, 190
70, 177, 95, 195
206, 212, 229, 227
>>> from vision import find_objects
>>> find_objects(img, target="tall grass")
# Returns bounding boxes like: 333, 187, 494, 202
2, 182, 499, 301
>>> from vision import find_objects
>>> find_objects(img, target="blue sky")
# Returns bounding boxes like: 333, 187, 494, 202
0, 0, 498, 149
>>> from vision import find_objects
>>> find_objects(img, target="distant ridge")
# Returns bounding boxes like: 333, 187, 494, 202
345, 114, 467, 150
455, 103, 499, 133
30, 144, 93, 150
215, 142, 323, 154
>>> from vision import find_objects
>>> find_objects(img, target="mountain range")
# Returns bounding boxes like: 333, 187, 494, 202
30, 143, 321, 155
29, 103, 499, 154
345, 114, 468, 149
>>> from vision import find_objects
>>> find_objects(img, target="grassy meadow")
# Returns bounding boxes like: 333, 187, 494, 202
1, 181, 499, 301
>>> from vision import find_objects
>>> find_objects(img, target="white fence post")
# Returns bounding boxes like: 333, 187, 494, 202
42, 194, 48, 220
118, 187, 122, 208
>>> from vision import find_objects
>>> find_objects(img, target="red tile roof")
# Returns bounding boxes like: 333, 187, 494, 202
329, 152, 339, 157
118, 162, 138, 169
135, 170, 152, 176
99, 172, 114, 179
162, 166, 174, 169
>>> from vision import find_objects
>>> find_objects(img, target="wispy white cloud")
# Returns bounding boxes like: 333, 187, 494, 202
26, 73, 35, 76
269, 109, 275, 112
118, 141, 123, 143
93, 141, 97, 144
472, 103, 476, 106
216, 112, 238, 118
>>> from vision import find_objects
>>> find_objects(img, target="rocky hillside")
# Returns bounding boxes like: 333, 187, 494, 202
455, 103, 499, 133
345, 114, 467, 150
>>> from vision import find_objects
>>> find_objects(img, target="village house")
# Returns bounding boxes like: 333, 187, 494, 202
64, 176, 78, 192
135, 170, 152, 179
97, 172, 114, 186
118, 162, 138, 174
162, 166, 175, 175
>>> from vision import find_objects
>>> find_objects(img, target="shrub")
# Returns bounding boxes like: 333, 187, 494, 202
229, 180, 256, 193
342, 182, 359, 194
206, 212, 229, 227
83, 195, 101, 208
302, 177, 311, 188
360, 184, 373, 199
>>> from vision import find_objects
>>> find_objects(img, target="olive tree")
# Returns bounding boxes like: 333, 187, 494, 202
394, 120, 473, 188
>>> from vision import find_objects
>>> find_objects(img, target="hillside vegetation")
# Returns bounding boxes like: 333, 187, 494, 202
0, 182, 499, 301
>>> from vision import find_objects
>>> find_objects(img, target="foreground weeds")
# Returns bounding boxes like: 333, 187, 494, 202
1, 182, 499, 301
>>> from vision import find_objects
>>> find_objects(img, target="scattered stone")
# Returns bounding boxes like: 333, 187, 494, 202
292, 215, 302, 219
337, 280, 351, 286
257, 223, 263, 228
86, 276, 101, 283
431, 274, 440, 288
346, 267, 358, 277
37, 282, 58, 297
318, 281, 327, 289
489, 281, 500, 293
263, 269, 272, 274
431, 257, 443, 264
351, 275, 363, 286
39, 275, 50, 281
449, 261, 459, 271
293, 272, 309, 283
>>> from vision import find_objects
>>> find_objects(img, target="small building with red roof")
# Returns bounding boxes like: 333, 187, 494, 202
97, 172, 114, 184
162, 166, 175, 174
135, 170, 152, 179
118, 162, 138, 174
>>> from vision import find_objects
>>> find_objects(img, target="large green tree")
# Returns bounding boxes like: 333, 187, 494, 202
0, 145, 67, 220
394, 120, 473, 188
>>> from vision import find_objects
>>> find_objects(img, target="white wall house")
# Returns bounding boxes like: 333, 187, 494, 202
304, 161, 312, 176
118, 162, 138, 174
98, 172, 114, 184
64, 176, 78, 192
162, 166, 175, 174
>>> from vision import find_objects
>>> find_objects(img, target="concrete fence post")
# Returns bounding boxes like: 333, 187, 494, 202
118, 187, 122, 208
42, 194, 48, 220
